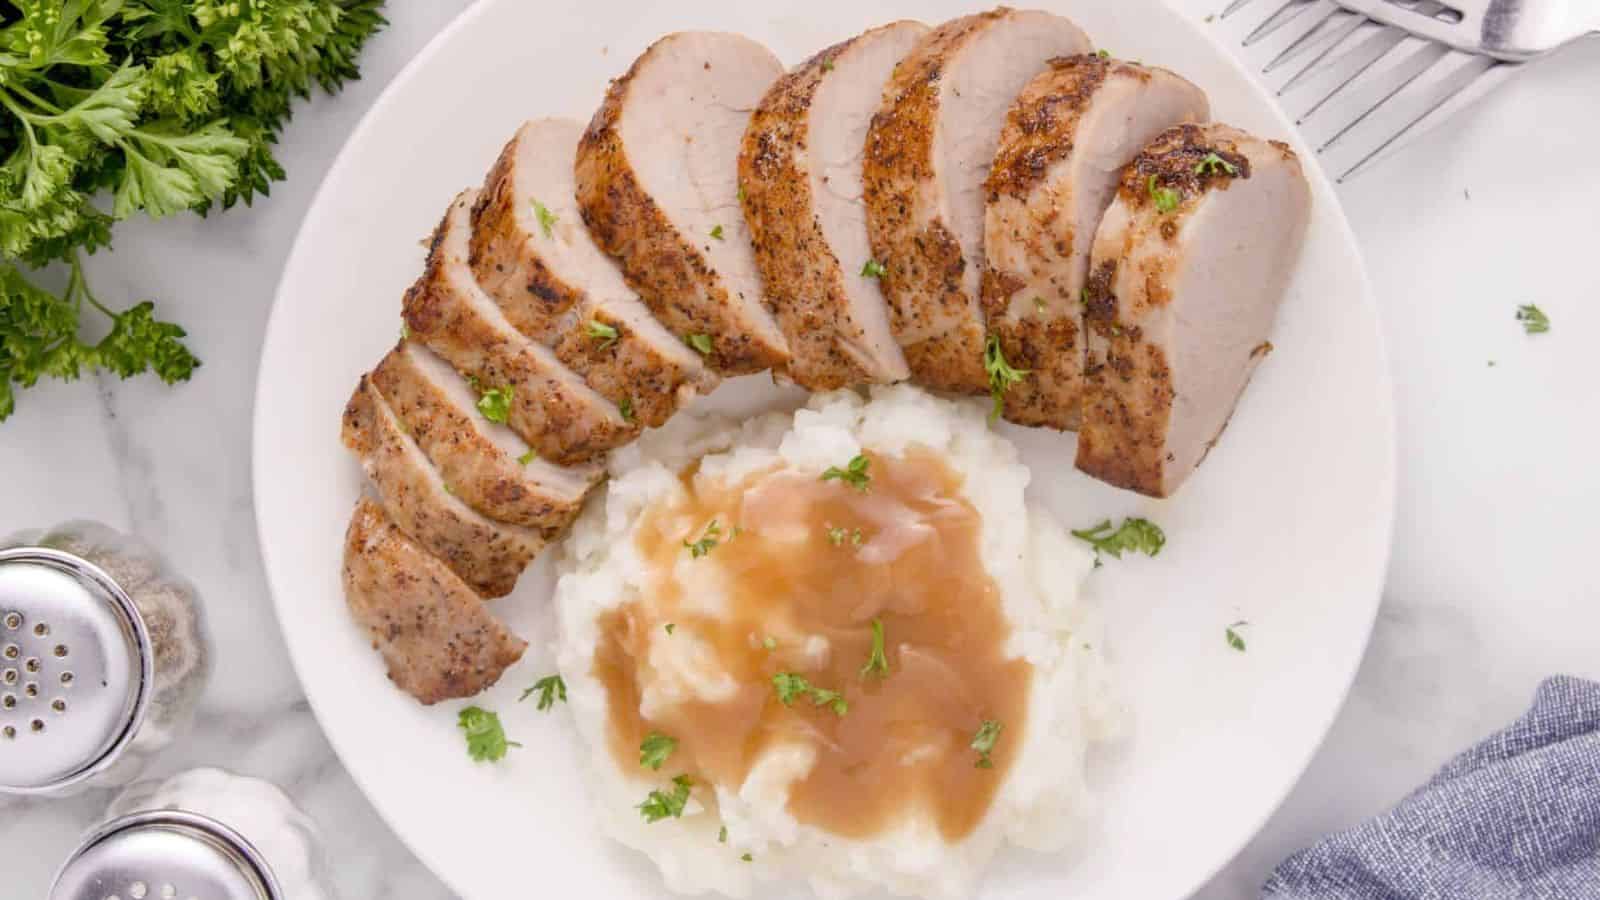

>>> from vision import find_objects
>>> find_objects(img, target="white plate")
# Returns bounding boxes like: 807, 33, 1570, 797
253, 1, 1395, 897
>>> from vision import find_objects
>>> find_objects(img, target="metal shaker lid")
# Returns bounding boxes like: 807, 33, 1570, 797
50, 810, 280, 900
0, 547, 152, 793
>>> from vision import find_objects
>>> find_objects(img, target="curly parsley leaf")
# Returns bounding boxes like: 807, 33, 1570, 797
1071, 517, 1165, 564
1147, 174, 1182, 213
684, 519, 722, 558
1515, 304, 1550, 335
458, 706, 520, 762
0, 0, 386, 421
639, 731, 678, 771
983, 334, 1029, 422
772, 672, 848, 716
585, 318, 619, 350
860, 618, 889, 680
520, 674, 566, 711
970, 719, 1002, 768
475, 384, 513, 424
639, 774, 694, 823
821, 453, 871, 492
1225, 621, 1249, 652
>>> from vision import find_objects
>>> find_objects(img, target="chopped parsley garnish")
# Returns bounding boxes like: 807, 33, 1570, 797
639, 732, 679, 770
1226, 621, 1249, 652
619, 396, 635, 423
737, 185, 747, 203
710, 224, 725, 240
1071, 518, 1166, 564
1194, 152, 1239, 177
520, 675, 568, 711
684, 519, 723, 558
771, 672, 848, 716
826, 525, 863, 546
476, 385, 514, 424
983, 334, 1030, 421
1516, 304, 1551, 335
860, 619, 889, 679
861, 259, 887, 279
458, 707, 520, 762
821, 454, 871, 492
821, 59, 835, 72
1097, 48, 1111, 59
585, 319, 620, 349
970, 720, 1002, 769
401, 322, 411, 341
639, 774, 694, 823
719, 826, 728, 843
1147, 174, 1182, 213
686, 333, 714, 356
665, 623, 676, 635
517, 449, 537, 466
532, 199, 558, 237
741, 853, 753, 862
762, 635, 777, 650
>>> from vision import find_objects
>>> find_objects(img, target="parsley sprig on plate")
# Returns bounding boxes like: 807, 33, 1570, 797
1071, 517, 1166, 565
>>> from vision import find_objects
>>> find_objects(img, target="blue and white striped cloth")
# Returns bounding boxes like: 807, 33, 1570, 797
1266, 676, 1600, 899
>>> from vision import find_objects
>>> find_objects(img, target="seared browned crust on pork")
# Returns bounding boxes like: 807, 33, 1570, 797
342, 497, 526, 705
342, 375, 543, 597
740, 37, 880, 390
1076, 125, 1258, 496
576, 46, 788, 376
979, 55, 1111, 430
470, 135, 582, 342
984, 55, 1113, 204
402, 194, 634, 464
549, 303, 717, 428
862, 11, 1005, 394
370, 343, 601, 532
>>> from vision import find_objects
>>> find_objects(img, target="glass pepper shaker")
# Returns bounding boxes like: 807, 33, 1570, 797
50, 768, 338, 900
0, 521, 212, 795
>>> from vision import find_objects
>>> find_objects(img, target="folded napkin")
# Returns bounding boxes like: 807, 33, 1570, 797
1265, 676, 1600, 899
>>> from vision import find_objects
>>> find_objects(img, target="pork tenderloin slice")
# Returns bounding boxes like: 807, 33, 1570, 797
472, 119, 719, 427
739, 21, 926, 390
1076, 123, 1311, 497
864, 7, 1091, 393
577, 31, 789, 375
984, 55, 1209, 430
342, 374, 544, 597
371, 340, 602, 532
404, 191, 634, 464
342, 497, 526, 705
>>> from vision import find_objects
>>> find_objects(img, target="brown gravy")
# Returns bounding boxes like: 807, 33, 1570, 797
594, 447, 1029, 841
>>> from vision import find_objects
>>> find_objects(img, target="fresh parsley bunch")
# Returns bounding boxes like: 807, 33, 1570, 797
0, 0, 386, 421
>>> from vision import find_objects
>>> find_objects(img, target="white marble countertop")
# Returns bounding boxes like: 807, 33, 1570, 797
2, 2, 1596, 897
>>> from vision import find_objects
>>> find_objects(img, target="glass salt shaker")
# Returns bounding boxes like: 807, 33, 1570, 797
0, 521, 211, 795
50, 767, 338, 900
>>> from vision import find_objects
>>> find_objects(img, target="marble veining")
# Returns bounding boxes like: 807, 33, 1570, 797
2, 3, 1596, 898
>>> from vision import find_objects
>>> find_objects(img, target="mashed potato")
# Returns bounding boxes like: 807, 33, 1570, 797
553, 386, 1119, 899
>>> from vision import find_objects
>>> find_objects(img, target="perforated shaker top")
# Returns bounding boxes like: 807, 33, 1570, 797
0, 548, 151, 792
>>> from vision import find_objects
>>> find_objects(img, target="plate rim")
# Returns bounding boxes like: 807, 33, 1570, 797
251, 0, 1397, 895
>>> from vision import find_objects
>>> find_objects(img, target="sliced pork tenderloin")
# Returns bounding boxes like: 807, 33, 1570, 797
863, 8, 1091, 393
342, 497, 526, 705
1076, 123, 1311, 497
738, 21, 927, 390
576, 31, 789, 375
472, 119, 719, 426
370, 340, 602, 533
342, 374, 544, 598
403, 191, 634, 464
984, 54, 1209, 430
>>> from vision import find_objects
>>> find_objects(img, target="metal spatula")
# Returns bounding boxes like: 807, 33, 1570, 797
1218, 0, 1599, 181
